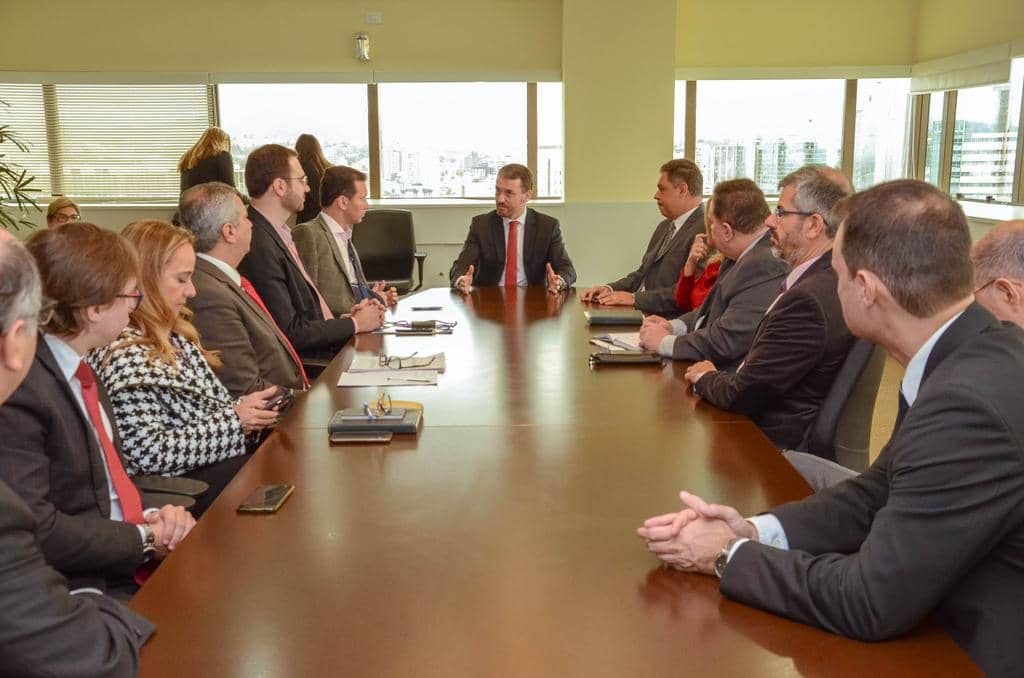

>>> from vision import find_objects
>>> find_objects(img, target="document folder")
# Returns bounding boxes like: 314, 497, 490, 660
329, 408, 423, 434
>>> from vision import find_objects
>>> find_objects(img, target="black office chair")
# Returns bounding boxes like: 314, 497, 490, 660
352, 209, 427, 294
798, 339, 887, 470
135, 475, 208, 512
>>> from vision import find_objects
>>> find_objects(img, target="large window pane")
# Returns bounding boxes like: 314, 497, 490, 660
949, 67, 1021, 203
219, 84, 369, 193
695, 80, 845, 195
923, 91, 945, 186
673, 81, 687, 157
536, 82, 563, 198
853, 78, 909, 190
378, 83, 526, 199
0, 84, 51, 196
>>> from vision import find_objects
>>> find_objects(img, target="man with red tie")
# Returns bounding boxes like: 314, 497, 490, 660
180, 181, 310, 398
0, 223, 194, 597
450, 163, 576, 294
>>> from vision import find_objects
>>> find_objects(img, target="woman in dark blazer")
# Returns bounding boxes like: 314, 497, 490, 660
89, 220, 279, 515
295, 133, 331, 223
178, 127, 236, 192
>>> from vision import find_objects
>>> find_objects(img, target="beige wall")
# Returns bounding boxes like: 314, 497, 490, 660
676, 0, 919, 69
915, 0, 1024, 62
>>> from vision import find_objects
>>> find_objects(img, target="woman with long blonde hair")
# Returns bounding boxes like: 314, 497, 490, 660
178, 127, 235, 192
89, 220, 278, 514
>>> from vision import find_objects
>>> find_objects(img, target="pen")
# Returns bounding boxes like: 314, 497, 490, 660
411, 306, 442, 311
387, 377, 432, 383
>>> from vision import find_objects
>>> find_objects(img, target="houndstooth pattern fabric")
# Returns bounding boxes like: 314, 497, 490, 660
87, 328, 246, 476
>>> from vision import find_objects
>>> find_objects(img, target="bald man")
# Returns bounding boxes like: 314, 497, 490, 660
971, 220, 1024, 328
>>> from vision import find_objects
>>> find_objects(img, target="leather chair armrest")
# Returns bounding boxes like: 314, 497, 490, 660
134, 475, 209, 497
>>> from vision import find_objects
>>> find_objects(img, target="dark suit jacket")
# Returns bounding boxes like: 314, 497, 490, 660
0, 339, 146, 590
188, 256, 304, 398
0, 478, 153, 677
694, 253, 854, 449
292, 214, 359, 317
238, 205, 356, 360
721, 303, 1024, 678
448, 208, 576, 288
670, 232, 789, 370
606, 206, 704, 315
179, 150, 235, 193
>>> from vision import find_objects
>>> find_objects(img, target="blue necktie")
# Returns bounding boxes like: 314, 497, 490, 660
347, 242, 373, 301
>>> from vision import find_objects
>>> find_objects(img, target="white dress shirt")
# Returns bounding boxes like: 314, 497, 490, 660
197, 252, 241, 287
320, 211, 357, 284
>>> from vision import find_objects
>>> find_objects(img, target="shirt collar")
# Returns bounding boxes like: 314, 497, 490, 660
253, 206, 294, 248
321, 211, 352, 242
196, 252, 241, 287
900, 311, 964, 406
502, 210, 527, 228
42, 333, 84, 381
736, 230, 768, 262
784, 252, 824, 291
673, 204, 700, 231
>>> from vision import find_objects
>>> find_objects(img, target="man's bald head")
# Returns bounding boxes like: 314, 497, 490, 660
972, 220, 1024, 327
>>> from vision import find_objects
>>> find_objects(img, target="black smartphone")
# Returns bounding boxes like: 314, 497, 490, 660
266, 388, 294, 411
330, 431, 393, 444
236, 484, 295, 513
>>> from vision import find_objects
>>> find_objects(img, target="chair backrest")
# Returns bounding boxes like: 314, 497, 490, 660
801, 339, 886, 471
352, 209, 416, 293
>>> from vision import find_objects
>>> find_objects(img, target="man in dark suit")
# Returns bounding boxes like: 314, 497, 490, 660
638, 179, 789, 371
180, 181, 307, 398
971, 219, 1024, 328
580, 159, 706, 315
237, 144, 385, 361
683, 166, 855, 449
638, 180, 1024, 678
292, 165, 397, 316
0, 231, 153, 675
450, 163, 575, 294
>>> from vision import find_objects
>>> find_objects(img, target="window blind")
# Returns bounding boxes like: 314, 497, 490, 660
0, 84, 51, 196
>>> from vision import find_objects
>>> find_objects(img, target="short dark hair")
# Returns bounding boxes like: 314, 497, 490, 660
779, 165, 853, 238
321, 166, 367, 207
660, 158, 703, 197
26, 222, 139, 336
245, 144, 297, 198
497, 163, 533, 193
710, 179, 770, 235
837, 179, 973, 318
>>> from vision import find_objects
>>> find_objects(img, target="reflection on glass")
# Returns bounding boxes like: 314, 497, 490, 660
378, 82, 526, 199
853, 79, 909, 190
673, 81, 687, 158
949, 67, 1021, 203
695, 80, 845, 196
923, 91, 945, 186
536, 82, 564, 198
218, 84, 370, 190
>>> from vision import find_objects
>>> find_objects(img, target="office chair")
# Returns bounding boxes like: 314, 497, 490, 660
802, 339, 886, 469
135, 475, 208, 512
352, 209, 427, 294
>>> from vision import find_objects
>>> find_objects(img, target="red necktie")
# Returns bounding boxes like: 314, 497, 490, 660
504, 220, 519, 287
239, 276, 311, 389
74, 362, 144, 525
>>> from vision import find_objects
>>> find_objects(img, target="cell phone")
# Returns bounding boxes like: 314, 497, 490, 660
236, 484, 295, 513
330, 431, 393, 444
265, 387, 294, 411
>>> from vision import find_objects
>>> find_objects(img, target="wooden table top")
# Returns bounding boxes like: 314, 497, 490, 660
131, 287, 980, 677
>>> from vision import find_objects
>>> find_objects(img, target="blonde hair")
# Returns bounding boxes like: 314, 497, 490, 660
46, 197, 80, 221
178, 127, 232, 172
119, 220, 220, 369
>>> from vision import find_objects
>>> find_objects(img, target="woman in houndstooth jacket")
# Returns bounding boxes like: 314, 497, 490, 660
89, 220, 280, 515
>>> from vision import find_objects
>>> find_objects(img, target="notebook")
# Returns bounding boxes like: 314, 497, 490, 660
328, 407, 423, 434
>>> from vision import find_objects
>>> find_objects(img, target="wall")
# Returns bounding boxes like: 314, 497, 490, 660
915, 0, 1024, 62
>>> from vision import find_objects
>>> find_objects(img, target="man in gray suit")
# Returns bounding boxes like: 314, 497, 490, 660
638, 179, 788, 371
180, 181, 308, 397
0, 231, 153, 676
292, 166, 397, 317
637, 180, 1024, 678
580, 159, 706, 315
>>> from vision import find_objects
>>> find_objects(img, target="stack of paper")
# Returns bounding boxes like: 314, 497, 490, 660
348, 353, 446, 373
589, 332, 642, 352
337, 370, 439, 387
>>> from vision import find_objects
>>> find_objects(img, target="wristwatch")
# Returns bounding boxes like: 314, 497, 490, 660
714, 538, 743, 579
141, 524, 158, 562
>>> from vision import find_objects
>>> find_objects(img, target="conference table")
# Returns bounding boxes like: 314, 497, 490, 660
131, 287, 980, 677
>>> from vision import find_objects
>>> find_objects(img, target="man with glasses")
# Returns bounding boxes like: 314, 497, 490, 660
971, 220, 1024, 328
0, 230, 154, 675
238, 144, 384, 363
683, 166, 855, 450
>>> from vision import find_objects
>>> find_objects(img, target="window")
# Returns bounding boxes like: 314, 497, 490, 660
218, 84, 370, 192
949, 76, 1020, 203
695, 79, 845, 195
536, 82, 563, 198
673, 81, 687, 158
0, 84, 51, 196
377, 82, 527, 199
923, 91, 945, 186
853, 79, 910, 190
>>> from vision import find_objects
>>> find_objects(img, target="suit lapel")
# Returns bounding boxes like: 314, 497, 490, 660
250, 206, 307, 283
921, 302, 993, 386
656, 204, 704, 264
491, 211, 506, 267
522, 208, 538, 271
317, 215, 353, 286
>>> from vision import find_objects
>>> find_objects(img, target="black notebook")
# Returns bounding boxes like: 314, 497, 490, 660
583, 309, 644, 326
328, 407, 423, 434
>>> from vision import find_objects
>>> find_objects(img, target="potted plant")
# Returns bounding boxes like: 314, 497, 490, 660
0, 99, 41, 231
